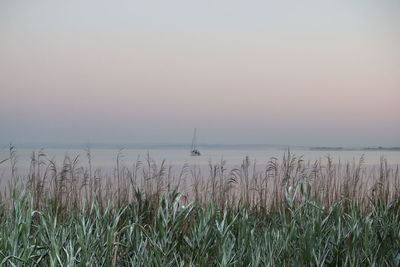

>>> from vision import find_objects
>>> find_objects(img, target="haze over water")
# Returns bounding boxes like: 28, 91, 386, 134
1, 146, 399, 181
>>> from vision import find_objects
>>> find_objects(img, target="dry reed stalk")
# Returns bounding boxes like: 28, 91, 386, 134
1, 148, 399, 214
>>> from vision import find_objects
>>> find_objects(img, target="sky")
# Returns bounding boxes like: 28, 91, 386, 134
0, 1, 399, 147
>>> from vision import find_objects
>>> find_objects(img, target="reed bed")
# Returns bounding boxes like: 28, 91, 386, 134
0, 146, 399, 266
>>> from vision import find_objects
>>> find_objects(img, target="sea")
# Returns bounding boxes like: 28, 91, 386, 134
1, 144, 399, 179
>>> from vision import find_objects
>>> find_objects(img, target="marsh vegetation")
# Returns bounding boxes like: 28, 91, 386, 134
0, 145, 399, 266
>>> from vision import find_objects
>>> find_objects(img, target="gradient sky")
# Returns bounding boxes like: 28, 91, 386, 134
1, 1, 399, 147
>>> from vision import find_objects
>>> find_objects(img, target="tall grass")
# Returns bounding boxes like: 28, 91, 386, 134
0, 146, 399, 265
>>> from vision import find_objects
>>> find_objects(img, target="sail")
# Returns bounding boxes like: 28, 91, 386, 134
191, 128, 200, 156
191, 128, 197, 150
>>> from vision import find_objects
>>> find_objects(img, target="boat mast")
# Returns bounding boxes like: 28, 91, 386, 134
191, 128, 197, 151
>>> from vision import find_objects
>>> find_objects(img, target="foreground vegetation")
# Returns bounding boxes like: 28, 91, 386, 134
1, 188, 400, 266
0, 146, 399, 266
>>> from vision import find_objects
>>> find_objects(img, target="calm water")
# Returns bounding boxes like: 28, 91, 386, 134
1, 147, 400, 179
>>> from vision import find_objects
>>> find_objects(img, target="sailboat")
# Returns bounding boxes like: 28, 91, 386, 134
190, 128, 201, 156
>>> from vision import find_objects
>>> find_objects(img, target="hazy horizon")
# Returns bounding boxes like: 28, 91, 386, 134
1, 1, 399, 147
1, 142, 399, 151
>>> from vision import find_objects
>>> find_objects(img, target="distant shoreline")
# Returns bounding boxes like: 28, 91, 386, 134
2, 143, 400, 151
310, 146, 400, 151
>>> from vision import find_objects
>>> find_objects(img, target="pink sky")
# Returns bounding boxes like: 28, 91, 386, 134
0, 1, 399, 146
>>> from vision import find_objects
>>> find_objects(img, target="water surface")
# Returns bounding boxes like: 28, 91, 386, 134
1, 146, 399, 179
